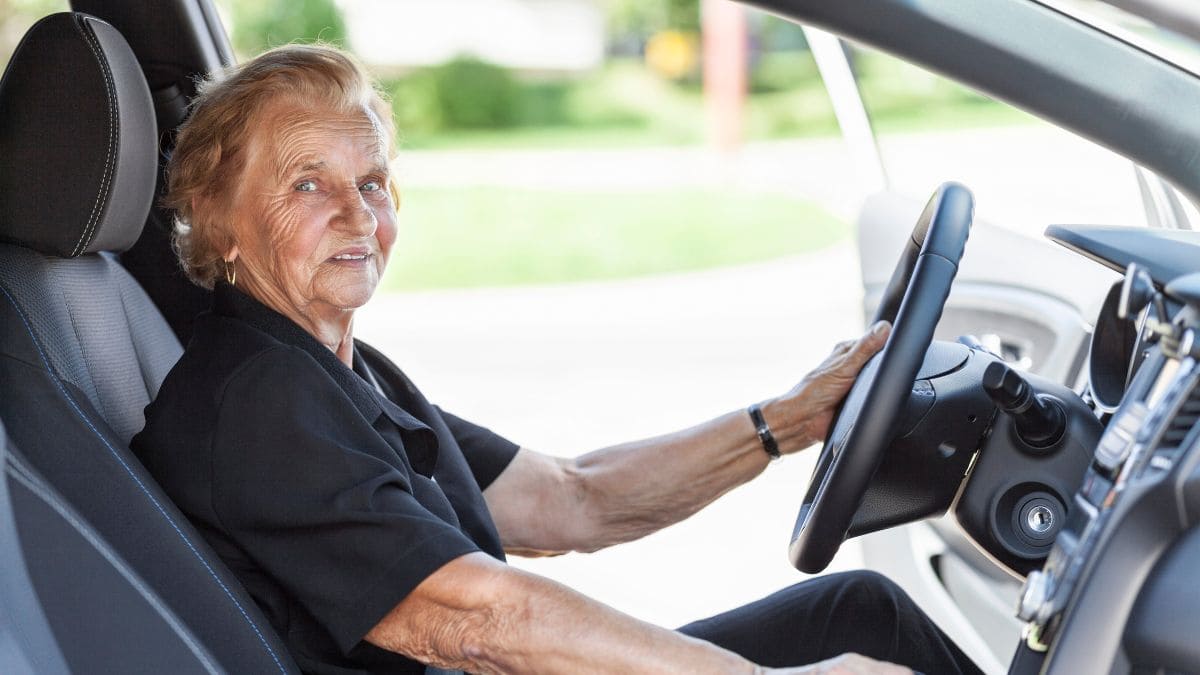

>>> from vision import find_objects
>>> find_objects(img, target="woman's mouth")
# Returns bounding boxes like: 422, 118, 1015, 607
328, 249, 373, 266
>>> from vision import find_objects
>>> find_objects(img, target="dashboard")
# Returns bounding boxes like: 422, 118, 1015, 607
1010, 226, 1200, 674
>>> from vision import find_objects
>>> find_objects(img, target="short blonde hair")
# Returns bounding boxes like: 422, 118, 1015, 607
165, 44, 397, 289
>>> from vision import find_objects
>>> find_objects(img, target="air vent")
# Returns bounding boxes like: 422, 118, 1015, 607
1159, 384, 1200, 451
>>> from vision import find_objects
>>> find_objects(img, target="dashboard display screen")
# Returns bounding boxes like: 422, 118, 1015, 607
1089, 282, 1141, 411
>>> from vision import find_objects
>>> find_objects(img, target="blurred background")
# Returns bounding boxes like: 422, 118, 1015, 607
0, 0, 1150, 634
2, 0, 1042, 294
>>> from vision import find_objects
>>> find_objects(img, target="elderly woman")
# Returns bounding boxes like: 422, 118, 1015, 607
132, 45, 979, 675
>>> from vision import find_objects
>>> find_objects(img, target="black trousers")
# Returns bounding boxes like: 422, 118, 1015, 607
677, 571, 983, 674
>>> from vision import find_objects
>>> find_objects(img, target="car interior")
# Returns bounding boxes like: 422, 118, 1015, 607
2, 1, 1200, 673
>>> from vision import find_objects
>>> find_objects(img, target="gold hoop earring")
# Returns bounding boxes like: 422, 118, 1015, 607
224, 258, 237, 286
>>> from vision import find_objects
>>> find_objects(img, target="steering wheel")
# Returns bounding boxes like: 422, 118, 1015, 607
789, 182, 974, 573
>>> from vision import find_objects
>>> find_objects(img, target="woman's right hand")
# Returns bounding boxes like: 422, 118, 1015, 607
765, 652, 914, 674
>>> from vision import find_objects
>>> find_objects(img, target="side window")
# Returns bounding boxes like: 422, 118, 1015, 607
0, 1, 70, 72
851, 46, 1150, 236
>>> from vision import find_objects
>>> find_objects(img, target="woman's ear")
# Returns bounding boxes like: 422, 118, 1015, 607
190, 195, 210, 226
194, 193, 239, 263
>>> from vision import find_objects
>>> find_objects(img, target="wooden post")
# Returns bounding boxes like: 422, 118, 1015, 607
701, 0, 747, 154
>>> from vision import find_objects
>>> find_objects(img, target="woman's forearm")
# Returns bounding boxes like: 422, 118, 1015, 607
486, 392, 823, 556
365, 552, 758, 674
563, 401, 799, 551
485, 323, 888, 556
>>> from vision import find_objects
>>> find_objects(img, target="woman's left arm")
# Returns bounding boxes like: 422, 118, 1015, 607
484, 322, 889, 556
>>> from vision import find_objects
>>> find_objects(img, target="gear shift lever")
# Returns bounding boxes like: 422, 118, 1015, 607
982, 361, 1065, 449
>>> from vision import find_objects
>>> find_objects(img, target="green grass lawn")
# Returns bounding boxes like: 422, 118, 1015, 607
382, 187, 847, 290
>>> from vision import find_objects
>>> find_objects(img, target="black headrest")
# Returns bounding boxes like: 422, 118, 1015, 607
0, 12, 156, 257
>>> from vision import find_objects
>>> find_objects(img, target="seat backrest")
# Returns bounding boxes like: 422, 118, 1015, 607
0, 420, 221, 674
0, 13, 298, 674
0, 251, 181, 445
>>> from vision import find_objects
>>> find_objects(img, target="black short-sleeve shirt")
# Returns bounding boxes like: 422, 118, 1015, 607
131, 284, 520, 674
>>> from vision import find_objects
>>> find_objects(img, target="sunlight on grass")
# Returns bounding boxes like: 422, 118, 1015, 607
383, 187, 847, 290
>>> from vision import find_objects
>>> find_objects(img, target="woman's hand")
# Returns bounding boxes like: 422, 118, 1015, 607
765, 652, 914, 674
764, 321, 891, 455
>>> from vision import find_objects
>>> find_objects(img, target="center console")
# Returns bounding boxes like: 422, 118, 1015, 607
1010, 266, 1200, 673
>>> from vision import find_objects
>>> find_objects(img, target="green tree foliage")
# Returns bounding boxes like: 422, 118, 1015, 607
606, 0, 700, 37
389, 57, 522, 132
424, 58, 519, 129
229, 0, 347, 55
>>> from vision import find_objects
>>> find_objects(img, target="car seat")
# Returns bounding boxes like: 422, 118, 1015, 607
0, 420, 220, 673
0, 12, 298, 673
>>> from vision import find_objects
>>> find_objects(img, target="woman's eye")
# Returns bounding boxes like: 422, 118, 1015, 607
360, 180, 382, 193
295, 180, 317, 192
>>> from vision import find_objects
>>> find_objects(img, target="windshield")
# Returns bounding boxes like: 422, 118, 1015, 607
1036, 0, 1200, 77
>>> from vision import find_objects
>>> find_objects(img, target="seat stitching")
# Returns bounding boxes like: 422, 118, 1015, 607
71, 18, 115, 257
70, 18, 117, 258
6, 461, 221, 675
0, 350, 56, 374
73, 19, 116, 256
0, 283, 288, 674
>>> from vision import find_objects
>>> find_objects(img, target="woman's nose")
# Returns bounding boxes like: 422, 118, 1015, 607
333, 190, 377, 236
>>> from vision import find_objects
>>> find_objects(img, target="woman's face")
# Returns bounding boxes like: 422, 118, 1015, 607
223, 101, 397, 323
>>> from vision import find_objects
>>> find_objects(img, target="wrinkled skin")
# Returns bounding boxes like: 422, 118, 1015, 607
211, 100, 397, 365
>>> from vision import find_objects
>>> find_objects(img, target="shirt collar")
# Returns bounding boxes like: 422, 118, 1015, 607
212, 282, 425, 431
